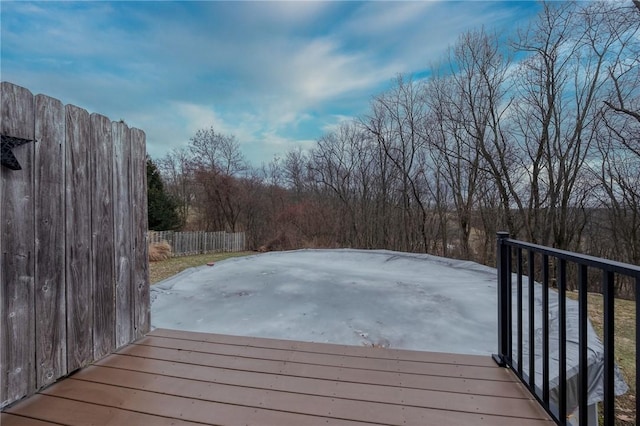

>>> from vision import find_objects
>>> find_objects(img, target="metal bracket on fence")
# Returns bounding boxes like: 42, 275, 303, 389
1, 134, 35, 170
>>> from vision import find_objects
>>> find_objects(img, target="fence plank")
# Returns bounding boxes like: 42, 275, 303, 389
90, 113, 115, 360
65, 104, 93, 372
0, 82, 36, 406
112, 122, 133, 348
34, 94, 66, 389
148, 230, 246, 256
131, 129, 149, 338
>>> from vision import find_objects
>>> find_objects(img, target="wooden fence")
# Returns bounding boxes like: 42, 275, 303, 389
148, 231, 246, 256
0, 82, 149, 408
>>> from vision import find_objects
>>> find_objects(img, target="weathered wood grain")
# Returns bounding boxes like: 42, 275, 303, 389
34, 94, 66, 389
131, 128, 149, 338
112, 121, 133, 348
90, 113, 115, 360
65, 104, 93, 372
1, 82, 149, 408
0, 82, 36, 407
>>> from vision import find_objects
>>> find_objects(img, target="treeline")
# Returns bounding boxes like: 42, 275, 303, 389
156, 1, 639, 288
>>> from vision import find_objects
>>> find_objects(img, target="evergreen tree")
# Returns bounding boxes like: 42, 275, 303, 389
147, 157, 182, 230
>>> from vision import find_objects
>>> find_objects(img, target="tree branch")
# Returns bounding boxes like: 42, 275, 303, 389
603, 101, 640, 123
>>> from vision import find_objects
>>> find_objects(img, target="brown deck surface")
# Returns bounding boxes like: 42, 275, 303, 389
2, 328, 553, 425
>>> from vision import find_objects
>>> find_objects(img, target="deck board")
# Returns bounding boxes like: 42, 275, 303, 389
149, 328, 497, 366
2, 328, 554, 426
137, 335, 503, 376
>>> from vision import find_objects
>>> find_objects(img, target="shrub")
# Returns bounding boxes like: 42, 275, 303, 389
149, 240, 172, 262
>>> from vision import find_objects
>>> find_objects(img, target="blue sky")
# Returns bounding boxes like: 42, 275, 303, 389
1, 1, 539, 165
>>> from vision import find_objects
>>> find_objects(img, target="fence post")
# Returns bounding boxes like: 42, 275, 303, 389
493, 231, 510, 367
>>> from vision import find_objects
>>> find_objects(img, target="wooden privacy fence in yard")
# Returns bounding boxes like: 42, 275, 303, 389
0, 82, 149, 408
148, 231, 246, 256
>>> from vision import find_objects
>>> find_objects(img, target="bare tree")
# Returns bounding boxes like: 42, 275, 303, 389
158, 147, 194, 226
189, 126, 246, 175
509, 1, 629, 250
364, 76, 433, 252
601, 0, 640, 155
309, 122, 376, 247
591, 1, 640, 282
282, 147, 309, 198
595, 121, 640, 267
360, 106, 395, 248
423, 28, 516, 258
424, 74, 482, 259
184, 126, 248, 231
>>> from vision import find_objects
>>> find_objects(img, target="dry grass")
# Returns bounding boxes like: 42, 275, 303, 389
148, 240, 172, 261
566, 291, 636, 425
149, 251, 254, 284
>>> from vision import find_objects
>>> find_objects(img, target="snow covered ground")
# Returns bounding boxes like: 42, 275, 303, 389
151, 249, 500, 355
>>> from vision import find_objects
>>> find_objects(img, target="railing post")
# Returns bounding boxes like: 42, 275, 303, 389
493, 232, 510, 367
603, 270, 615, 425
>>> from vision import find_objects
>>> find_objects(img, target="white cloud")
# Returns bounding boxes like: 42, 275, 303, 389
141, 100, 314, 164
252, 131, 316, 160
342, 1, 438, 36
321, 114, 356, 134
289, 37, 394, 101
171, 102, 227, 135
251, 1, 334, 25
1, 1, 539, 167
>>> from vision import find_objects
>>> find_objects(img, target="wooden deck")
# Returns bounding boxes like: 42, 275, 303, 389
2, 328, 553, 425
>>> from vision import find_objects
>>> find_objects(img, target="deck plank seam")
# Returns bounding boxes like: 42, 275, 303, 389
45, 379, 396, 426
124, 345, 512, 381
94, 361, 531, 400
113, 352, 516, 385
146, 330, 488, 357
1, 412, 67, 426
89, 362, 535, 402
23, 393, 220, 426
58, 376, 550, 423
71, 367, 546, 419
145, 333, 498, 367
136, 339, 497, 368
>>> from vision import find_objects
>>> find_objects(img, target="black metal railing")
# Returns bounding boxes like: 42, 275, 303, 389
493, 232, 639, 425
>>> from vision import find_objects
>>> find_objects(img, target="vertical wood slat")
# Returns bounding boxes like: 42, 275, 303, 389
0, 82, 36, 407
1, 82, 148, 408
150, 231, 246, 256
113, 122, 133, 348
65, 105, 93, 372
34, 94, 66, 388
91, 113, 115, 360
132, 128, 149, 338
